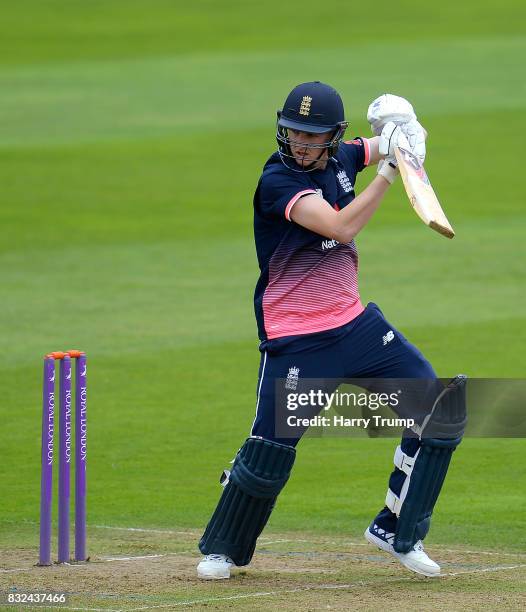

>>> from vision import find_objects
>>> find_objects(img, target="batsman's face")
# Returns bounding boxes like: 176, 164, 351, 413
287, 129, 331, 168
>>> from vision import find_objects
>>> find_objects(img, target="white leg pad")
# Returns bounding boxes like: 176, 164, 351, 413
385, 445, 420, 516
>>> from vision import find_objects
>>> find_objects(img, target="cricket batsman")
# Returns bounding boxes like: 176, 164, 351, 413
197, 82, 466, 579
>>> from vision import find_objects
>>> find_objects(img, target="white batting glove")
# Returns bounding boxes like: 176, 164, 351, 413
379, 121, 403, 158
400, 118, 426, 163
373, 98, 427, 164
367, 93, 416, 136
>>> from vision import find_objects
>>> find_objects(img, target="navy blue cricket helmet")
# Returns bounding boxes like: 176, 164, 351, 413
276, 81, 348, 171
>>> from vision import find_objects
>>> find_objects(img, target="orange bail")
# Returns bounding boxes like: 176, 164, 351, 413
44, 350, 86, 359
45, 351, 67, 360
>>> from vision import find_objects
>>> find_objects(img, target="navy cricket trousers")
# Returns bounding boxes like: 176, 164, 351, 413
250, 302, 439, 533
251, 302, 437, 444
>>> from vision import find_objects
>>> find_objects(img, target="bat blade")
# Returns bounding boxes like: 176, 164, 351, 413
394, 146, 455, 239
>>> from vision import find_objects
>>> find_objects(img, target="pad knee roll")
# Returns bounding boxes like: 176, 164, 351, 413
199, 437, 296, 566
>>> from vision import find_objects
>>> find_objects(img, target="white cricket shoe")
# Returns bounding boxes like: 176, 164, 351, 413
197, 553, 236, 579
364, 523, 440, 577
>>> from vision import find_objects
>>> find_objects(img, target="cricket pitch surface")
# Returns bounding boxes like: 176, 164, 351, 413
1, 526, 525, 611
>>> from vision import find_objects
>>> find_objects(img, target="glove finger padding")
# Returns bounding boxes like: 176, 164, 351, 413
396, 130, 411, 151
400, 119, 426, 163
379, 121, 402, 157
367, 93, 416, 136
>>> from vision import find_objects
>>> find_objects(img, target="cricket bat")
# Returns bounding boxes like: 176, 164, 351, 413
394, 145, 455, 239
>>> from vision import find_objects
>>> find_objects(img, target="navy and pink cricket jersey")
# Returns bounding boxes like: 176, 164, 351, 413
253, 137, 370, 345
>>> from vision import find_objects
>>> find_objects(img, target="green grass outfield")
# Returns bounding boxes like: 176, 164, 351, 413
1, 0, 525, 575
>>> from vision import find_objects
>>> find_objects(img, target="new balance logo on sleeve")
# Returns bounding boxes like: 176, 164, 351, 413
383, 330, 395, 345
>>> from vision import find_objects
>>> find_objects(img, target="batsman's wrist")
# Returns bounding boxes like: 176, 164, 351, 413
377, 160, 399, 184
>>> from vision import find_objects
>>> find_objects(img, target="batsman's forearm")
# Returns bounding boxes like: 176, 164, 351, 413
336, 175, 390, 242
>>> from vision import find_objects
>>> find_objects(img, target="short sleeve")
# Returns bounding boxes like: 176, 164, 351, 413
257, 170, 317, 221
339, 137, 371, 173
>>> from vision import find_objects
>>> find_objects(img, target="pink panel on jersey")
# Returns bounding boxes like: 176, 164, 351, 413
262, 240, 364, 339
